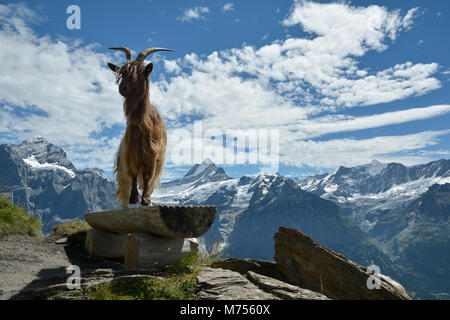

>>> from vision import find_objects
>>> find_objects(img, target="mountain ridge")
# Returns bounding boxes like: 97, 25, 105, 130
0, 137, 117, 233
1, 137, 448, 299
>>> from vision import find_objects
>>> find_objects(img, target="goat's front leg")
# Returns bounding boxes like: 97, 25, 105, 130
129, 176, 139, 204
141, 172, 152, 206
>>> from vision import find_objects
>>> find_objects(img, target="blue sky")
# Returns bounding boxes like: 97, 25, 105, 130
0, 0, 449, 180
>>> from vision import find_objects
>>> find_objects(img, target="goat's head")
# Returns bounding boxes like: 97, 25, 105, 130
108, 47, 174, 99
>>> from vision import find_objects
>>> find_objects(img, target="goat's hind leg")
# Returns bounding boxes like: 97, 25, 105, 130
141, 172, 152, 206
129, 176, 139, 204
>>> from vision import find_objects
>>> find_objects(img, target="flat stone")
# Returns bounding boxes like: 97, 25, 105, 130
84, 205, 216, 238
196, 267, 277, 300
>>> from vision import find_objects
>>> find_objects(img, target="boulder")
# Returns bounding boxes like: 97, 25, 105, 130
210, 258, 286, 281
245, 271, 329, 300
84, 205, 216, 238
196, 267, 276, 300
196, 266, 328, 300
274, 226, 411, 300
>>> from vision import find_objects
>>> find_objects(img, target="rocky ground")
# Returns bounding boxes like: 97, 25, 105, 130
0, 226, 410, 300
0, 234, 71, 299
0, 234, 328, 300
0, 234, 126, 299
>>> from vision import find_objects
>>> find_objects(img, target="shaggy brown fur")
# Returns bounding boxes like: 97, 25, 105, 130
109, 49, 170, 207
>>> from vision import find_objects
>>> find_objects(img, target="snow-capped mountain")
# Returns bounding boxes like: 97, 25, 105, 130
367, 183, 450, 299
153, 159, 448, 298
153, 161, 399, 277
2, 137, 446, 298
153, 161, 241, 248
296, 159, 450, 232
0, 137, 117, 232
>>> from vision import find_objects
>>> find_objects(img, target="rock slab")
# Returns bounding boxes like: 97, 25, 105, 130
210, 258, 286, 281
246, 271, 329, 300
84, 205, 216, 238
274, 226, 411, 300
196, 267, 276, 300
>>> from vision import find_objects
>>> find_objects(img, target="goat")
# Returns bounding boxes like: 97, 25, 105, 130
108, 47, 173, 207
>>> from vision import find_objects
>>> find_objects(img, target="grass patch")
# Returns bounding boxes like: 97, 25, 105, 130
90, 273, 198, 300
52, 220, 91, 245
0, 195, 41, 238
65, 251, 211, 300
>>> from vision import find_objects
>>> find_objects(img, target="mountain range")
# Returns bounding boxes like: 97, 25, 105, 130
0, 137, 448, 299
296, 159, 450, 233
0, 137, 117, 233
294, 158, 450, 298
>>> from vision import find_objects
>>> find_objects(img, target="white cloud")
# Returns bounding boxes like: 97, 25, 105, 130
402, 7, 419, 30
0, 2, 447, 176
164, 59, 182, 74
178, 6, 209, 23
0, 3, 123, 170
328, 62, 440, 107
283, 1, 418, 43
292, 105, 450, 139
282, 130, 450, 169
222, 3, 235, 12
159, 2, 440, 112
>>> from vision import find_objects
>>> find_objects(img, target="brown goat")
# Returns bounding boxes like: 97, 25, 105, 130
108, 47, 173, 207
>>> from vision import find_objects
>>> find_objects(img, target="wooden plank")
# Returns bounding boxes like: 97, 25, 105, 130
124, 234, 199, 270
85, 229, 129, 258
84, 205, 216, 238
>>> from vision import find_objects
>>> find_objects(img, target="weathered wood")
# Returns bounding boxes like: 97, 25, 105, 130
124, 233, 198, 270
84, 205, 216, 238
85, 229, 128, 258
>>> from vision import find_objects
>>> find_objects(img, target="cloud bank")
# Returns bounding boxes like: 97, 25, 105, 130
0, 1, 448, 177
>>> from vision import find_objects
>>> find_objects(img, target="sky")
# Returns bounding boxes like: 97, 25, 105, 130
0, 0, 449, 180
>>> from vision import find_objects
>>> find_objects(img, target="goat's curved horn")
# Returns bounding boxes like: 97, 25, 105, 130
109, 47, 132, 61
135, 47, 174, 62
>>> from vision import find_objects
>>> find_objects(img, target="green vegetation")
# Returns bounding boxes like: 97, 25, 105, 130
62, 251, 210, 300
52, 220, 91, 245
0, 195, 41, 237
89, 272, 199, 300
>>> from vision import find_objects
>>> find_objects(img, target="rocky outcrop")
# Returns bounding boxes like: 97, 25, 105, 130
207, 258, 329, 300
196, 266, 328, 300
274, 226, 411, 300
245, 271, 329, 300
210, 258, 286, 281
196, 267, 275, 300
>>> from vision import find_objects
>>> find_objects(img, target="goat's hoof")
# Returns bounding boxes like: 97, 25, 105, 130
141, 196, 151, 207
129, 191, 139, 204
